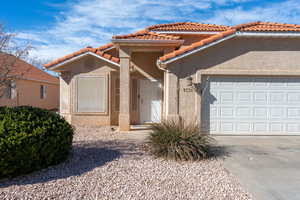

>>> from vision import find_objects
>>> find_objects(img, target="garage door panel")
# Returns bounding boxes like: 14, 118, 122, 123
253, 107, 268, 119
270, 108, 285, 118
287, 93, 300, 102
236, 107, 252, 117
286, 123, 300, 132
237, 91, 252, 102
270, 92, 287, 104
254, 77, 269, 85
254, 92, 268, 103
287, 108, 300, 119
220, 122, 234, 132
236, 122, 252, 132
220, 92, 234, 103
287, 81, 300, 88
270, 123, 284, 132
253, 122, 268, 132
203, 76, 300, 135
210, 107, 218, 118
220, 107, 234, 117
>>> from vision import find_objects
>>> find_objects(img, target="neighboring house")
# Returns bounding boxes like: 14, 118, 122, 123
0, 56, 59, 110
45, 21, 300, 135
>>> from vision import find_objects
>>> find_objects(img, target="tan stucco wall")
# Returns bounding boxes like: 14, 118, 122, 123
166, 37, 300, 126
0, 79, 59, 110
0, 89, 18, 107
131, 52, 164, 79
110, 72, 119, 125
59, 55, 119, 126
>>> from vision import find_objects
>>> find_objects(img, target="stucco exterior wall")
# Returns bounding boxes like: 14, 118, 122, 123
0, 89, 18, 107
0, 79, 59, 110
166, 37, 300, 125
131, 52, 164, 79
60, 55, 119, 126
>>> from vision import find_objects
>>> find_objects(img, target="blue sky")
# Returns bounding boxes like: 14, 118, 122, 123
1, 0, 300, 62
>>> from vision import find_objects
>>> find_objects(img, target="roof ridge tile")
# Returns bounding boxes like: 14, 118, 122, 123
148, 31, 181, 40
113, 30, 181, 41
232, 21, 261, 30
97, 43, 114, 51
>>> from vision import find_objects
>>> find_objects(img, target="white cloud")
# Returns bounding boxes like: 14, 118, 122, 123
14, 0, 300, 62
205, 0, 300, 25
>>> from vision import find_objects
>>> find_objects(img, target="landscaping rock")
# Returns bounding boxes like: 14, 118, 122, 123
0, 127, 251, 200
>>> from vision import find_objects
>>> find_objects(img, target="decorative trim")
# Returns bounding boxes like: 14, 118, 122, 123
237, 31, 300, 37
111, 39, 184, 44
48, 52, 120, 71
21, 77, 59, 85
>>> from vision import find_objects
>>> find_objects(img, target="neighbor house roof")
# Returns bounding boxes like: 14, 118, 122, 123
0, 53, 58, 84
44, 46, 120, 68
112, 30, 181, 40
158, 21, 300, 64
147, 22, 230, 32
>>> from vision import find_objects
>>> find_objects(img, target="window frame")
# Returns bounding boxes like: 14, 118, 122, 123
74, 75, 109, 115
3, 81, 17, 99
40, 85, 47, 99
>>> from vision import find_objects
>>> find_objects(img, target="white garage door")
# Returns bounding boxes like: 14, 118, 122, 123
202, 76, 300, 135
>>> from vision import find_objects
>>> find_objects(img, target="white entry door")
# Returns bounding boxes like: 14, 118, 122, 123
139, 80, 162, 123
202, 76, 300, 135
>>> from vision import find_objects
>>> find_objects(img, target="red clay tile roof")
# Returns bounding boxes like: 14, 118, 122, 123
45, 21, 300, 69
0, 54, 59, 84
147, 22, 230, 32
235, 21, 300, 32
97, 43, 115, 51
159, 21, 300, 64
113, 30, 181, 40
44, 46, 120, 68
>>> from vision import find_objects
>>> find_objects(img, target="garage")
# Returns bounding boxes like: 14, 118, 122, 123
202, 76, 300, 135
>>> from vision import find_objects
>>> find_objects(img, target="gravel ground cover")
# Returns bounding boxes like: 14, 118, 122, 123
0, 126, 251, 200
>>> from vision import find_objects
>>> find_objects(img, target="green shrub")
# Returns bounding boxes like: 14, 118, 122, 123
0, 106, 74, 178
148, 120, 215, 161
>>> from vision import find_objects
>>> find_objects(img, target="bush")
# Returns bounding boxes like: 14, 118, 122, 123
148, 120, 215, 161
0, 106, 74, 178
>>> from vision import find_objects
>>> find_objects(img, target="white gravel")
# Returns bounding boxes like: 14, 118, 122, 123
0, 126, 251, 200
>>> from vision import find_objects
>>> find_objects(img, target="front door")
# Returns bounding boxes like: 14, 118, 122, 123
139, 80, 162, 123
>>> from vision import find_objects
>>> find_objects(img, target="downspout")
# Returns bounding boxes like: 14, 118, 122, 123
156, 60, 167, 120
156, 59, 180, 122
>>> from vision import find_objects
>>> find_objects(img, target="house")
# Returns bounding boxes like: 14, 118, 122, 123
0, 55, 59, 110
45, 21, 300, 135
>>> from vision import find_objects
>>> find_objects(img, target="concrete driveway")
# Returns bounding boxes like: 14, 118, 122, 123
215, 136, 300, 200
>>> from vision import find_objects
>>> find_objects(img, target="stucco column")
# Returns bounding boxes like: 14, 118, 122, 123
164, 70, 180, 121
60, 72, 72, 123
119, 47, 131, 131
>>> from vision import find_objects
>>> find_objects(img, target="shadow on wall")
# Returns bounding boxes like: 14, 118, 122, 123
0, 140, 143, 187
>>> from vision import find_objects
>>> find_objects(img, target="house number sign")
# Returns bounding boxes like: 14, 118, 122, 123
183, 87, 194, 92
